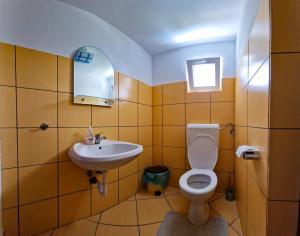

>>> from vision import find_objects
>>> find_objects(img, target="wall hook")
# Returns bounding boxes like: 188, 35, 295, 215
40, 123, 49, 130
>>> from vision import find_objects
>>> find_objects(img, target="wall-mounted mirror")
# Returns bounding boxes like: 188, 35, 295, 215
73, 46, 116, 107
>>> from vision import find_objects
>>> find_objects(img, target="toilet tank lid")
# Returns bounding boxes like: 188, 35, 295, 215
187, 124, 219, 129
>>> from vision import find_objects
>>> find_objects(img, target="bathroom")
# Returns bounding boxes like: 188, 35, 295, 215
0, 0, 299, 235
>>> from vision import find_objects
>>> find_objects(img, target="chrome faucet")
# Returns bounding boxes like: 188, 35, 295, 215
95, 133, 106, 144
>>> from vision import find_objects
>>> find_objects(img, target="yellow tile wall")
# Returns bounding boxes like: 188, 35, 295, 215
0, 43, 153, 235
235, 0, 300, 235
152, 78, 235, 190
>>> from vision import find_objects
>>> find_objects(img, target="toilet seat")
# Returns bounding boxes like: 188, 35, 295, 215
179, 169, 217, 195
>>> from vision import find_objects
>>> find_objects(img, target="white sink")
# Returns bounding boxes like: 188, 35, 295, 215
69, 140, 143, 171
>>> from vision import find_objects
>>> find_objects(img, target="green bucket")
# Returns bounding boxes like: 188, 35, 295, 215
143, 166, 169, 195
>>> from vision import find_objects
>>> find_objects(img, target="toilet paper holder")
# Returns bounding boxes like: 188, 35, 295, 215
236, 145, 260, 160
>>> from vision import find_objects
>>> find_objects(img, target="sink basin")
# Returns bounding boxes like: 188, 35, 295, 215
69, 140, 143, 171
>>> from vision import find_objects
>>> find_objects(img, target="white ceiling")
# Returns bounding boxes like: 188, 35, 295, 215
58, 0, 243, 55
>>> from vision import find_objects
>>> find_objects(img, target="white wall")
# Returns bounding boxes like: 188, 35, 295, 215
152, 40, 236, 85
236, 0, 260, 66
0, 0, 152, 85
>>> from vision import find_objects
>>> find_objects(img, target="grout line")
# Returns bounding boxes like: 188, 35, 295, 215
93, 205, 102, 236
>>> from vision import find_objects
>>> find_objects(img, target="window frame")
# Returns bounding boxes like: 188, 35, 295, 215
186, 57, 221, 92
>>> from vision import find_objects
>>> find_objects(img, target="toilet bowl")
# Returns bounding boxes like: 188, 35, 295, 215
179, 124, 219, 225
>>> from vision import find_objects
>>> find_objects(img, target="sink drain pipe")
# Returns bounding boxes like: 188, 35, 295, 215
87, 170, 108, 195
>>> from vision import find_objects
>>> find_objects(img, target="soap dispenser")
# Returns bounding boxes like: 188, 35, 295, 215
84, 126, 94, 145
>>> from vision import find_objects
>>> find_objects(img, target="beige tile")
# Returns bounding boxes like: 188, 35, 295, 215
215, 149, 235, 172
153, 106, 162, 125
219, 126, 235, 149
186, 103, 210, 124
139, 146, 152, 170
119, 127, 137, 143
138, 104, 152, 126
247, 127, 268, 196
18, 128, 57, 166
247, 176, 266, 236
96, 224, 138, 236
210, 196, 238, 224
153, 85, 162, 106
228, 226, 240, 236
86, 214, 101, 223
0, 128, 17, 168
98, 168, 118, 184
166, 193, 190, 214
168, 168, 185, 187
138, 170, 145, 190
137, 198, 171, 224
268, 200, 299, 236
92, 102, 118, 127
153, 126, 162, 146
37, 229, 54, 236
139, 223, 161, 236
3, 207, 19, 236
92, 181, 118, 214
163, 186, 180, 196
58, 56, 73, 93
270, 54, 300, 128
163, 126, 185, 147
163, 147, 185, 169
119, 173, 138, 201
138, 126, 152, 146
58, 92, 91, 127
93, 127, 119, 141
135, 189, 161, 200
19, 163, 57, 204
0, 43, 15, 86
59, 161, 89, 195
236, 45, 249, 95
59, 190, 90, 226
17, 88, 57, 127
19, 198, 58, 236
119, 73, 138, 102
231, 218, 243, 236
248, 58, 269, 128
16, 46, 57, 91
163, 82, 186, 104
163, 104, 185, 125
119, 101, 137, 126
53, 219, 97, 236
152, 146, 162, 165
236, 89, 248, 127
138, 81, 152, 106
58, 128, 86, 161
211, 102, 235, 125
2, 168, 18, 209
119, 158, 138, 178
211, 78, 235, 102
186, 91, 210, 103
0, 86, 16, 127
101, 200, 138, 225
248, 0, 270, 79
208, 193, 224, 203
269, 129, 300, 201
271, 0, 300, 52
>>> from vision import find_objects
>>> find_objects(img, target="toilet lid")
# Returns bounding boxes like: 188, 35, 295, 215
188, 134, 218, 169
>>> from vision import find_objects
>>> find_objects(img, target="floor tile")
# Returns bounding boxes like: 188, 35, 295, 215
166, 193, 190, 214
139, 223, 161, 236
136, 189, 163, 200
210, 196, 238, 224
127, 195, 136, 201
52, 219, 97, 236
208, 193, 224, 202
231, 218, 243, 235
86, 214, 101, 223
209, 207, 220, 219
36, 230, 53, 236
137, 198, 171, 224
228, 226, 240, 236
96, 224, 139, 236
163, 186, 180, 196
100, 200, 138, 225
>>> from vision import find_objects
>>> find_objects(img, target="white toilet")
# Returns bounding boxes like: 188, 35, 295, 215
179, 124, 220, 225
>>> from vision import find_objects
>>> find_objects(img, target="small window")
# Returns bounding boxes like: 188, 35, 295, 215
187, 57, 222, 92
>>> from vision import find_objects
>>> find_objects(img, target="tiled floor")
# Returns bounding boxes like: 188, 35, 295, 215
38, 187, 243, 236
